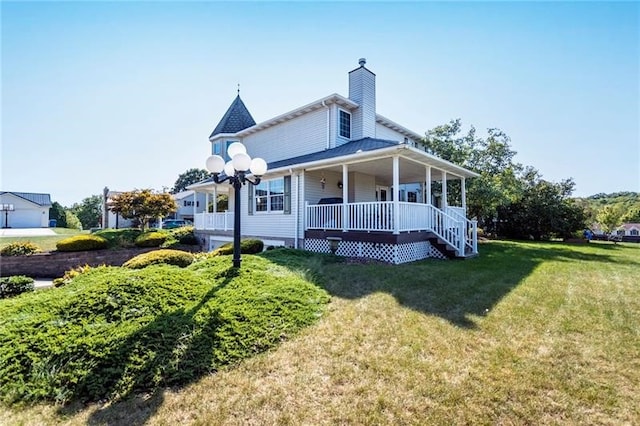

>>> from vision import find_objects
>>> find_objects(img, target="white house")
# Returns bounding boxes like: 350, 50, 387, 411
615, 223, 640, 237
189, 59, 479, 263
171, 190, 207, 222
0, 191, 52, 228
101, 188, 135, 229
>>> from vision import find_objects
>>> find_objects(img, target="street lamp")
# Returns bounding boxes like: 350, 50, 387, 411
1, 204, 15, 229
206, 142, 268, 268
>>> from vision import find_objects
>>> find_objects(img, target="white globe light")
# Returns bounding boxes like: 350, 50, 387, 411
206, 155, 225, 174
223, 161, 235, 177
250, 157, 268, 176
227, 142, 247, 159
232, 152, 252, 172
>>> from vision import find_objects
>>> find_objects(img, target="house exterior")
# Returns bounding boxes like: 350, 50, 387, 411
170, 190, 207, 222
615, 223, 640, 243
0, 191, 52, 228
189, 59, 480, 263
101, 188, 135, 229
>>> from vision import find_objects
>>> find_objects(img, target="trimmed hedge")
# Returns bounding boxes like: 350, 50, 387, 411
215, 239, 264, 256
56, 235, 108, 252
0, 241, 41, 256
93, 228, 142, 248
123, 249, 195, 269
0, 276, 35, 299
135, 232, 168, 248
170, 226, 199, 245
0, 254, 330, 403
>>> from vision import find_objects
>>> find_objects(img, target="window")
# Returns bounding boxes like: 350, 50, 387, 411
339, 110, 351, 139
212, 140, 237, 161
630, 229, 639, 236
183, 201, 200, 207
213, 142, 222, 156
254, 178, 284, 212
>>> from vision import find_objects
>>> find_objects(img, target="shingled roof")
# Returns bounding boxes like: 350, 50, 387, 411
0, 191, 52, 206
209, 95, 256, 138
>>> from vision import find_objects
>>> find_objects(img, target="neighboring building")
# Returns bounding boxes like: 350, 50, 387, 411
171, 190, 207, 222
615, 223, 640, 243
0, 191, 52, 228
189, 59, 480, 263
101, 188, 135, 229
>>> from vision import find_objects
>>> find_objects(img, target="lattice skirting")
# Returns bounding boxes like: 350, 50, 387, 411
304, 239, 447, 264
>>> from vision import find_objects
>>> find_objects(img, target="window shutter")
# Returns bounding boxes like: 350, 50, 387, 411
284, 175, 291, 215
248, 184, 253, 215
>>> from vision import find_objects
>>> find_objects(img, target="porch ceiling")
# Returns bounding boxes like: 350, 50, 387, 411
313, 156, 455, 184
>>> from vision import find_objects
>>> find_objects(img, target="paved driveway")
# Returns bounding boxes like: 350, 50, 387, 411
0, 228, 57, 237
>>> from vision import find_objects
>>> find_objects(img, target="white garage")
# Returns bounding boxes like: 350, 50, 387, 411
0, 192, 52, 228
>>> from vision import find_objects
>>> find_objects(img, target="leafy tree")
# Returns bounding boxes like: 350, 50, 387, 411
65, 211, 82, 230
49, 202, 67, 228
620, 207, 640, 224
421, 119, 521, 227
109, 189, 177, 230
172, 168, 210, 194
497, 170, 585, 240
596, 205, 624, 234
70, 195, 102, 229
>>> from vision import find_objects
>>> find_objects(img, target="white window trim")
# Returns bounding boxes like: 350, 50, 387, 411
338, 108, 351, 139
254, 177, 285, 214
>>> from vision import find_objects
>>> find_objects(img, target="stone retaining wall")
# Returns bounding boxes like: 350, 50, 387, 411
0, 247, 199, 278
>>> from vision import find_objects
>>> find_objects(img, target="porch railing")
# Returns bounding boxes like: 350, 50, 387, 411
194, 212, 234, 231
445, 207, 478, 255
305, 201, 478, 256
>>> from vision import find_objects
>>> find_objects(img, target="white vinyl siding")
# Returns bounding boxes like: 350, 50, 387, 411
241, 179, 297, 239
0, 194, 50, 228
241, 108, 328, 163
375, 123, 415, 145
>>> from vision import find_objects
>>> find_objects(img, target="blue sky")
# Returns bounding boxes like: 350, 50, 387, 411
2, 1, 638, 206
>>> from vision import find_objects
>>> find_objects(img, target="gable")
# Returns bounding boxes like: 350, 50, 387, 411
0, 191, 52, 207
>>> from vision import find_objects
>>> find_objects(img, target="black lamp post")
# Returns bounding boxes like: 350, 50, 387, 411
206, 142, 268, 268
1, 204, 15, 228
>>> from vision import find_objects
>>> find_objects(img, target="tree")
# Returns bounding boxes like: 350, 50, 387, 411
109, 189, 177, 230
49, 202, 67, 228
596, 205, 624, 234
65, 211, 82, 230
498, 170, 586, 240
172, 168, 210, 194
70, 195, 102, 229
421, 119, 521, 227
620, 207, 640, 224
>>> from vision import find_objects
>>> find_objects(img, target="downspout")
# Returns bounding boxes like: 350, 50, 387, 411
322, 100, 330, 150
292, 168, 299, 249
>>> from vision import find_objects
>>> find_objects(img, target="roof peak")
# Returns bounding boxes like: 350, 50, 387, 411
209, 94, 256, 138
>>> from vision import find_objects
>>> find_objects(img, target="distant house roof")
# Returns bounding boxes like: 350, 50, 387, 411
210, 95, 256, 138
172, 190, 196, 200
0, 191, 52, 206
619, 223, 640, 230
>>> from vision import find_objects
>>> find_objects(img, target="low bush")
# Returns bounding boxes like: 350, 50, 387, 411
56, 235, 108, 252
53, 264, 103, 288
0, 241, 42, 256
170, 226, 199, 245
215, 239, 264, 255
93, 228, 142, 248
0, 255, 329, 403
134, 232, 168, 248
0, 276, 35, 298
123, 249, 195, 269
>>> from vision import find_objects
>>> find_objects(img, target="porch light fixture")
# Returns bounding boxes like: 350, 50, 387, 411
1, 204, 15, 229
337, 181, 343, 189
206, 142, 268, 268
320, 176, 326, 190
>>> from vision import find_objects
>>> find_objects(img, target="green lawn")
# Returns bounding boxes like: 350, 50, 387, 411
0, 228, 87, 252
1, 240, 639, 425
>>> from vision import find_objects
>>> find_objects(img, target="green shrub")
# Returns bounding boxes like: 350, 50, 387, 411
53, 264, 102, 288
0, 276, 35, 298
123, 249, 195, 269
135, 231, 168, 248
0, 255, 329, 403
215, 239, 264, 256
93, 228, 142, 248
56, 235, 108, 252
170, 226, 199, 245
0, 241, 42, 256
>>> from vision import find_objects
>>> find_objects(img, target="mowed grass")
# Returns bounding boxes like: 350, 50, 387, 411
2, 240, 639, 425
0, 228, 87, 252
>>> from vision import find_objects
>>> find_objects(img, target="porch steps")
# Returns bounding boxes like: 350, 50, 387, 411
430, 237, 477, 260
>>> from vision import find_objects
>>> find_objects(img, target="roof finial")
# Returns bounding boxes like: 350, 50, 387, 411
237, 83, 240, 96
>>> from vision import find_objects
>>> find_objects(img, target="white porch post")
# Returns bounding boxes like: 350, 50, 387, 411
205, 192, 210, 213
393, 156, 400, 234
461, 177, 466, 214
213, 187, 218, 213
192, 191, 197, 218
442, 171, 448, 211
425, 166, 432, 204
342, 164, 348, 232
